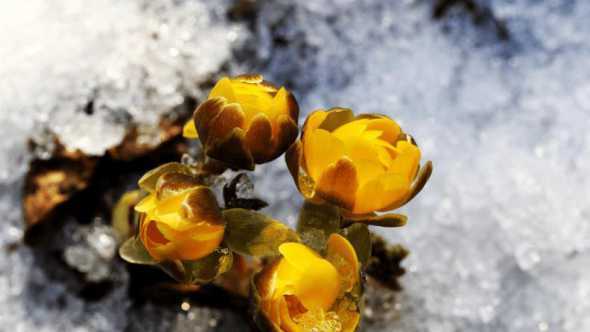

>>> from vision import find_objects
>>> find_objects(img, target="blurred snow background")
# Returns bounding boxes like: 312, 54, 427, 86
1, 0, 589, 331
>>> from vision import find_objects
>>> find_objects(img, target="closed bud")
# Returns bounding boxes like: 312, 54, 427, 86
253, 234, 361, 332
286, 108, 430, 215
184, 74, 299, 170
134, 165, 225, 262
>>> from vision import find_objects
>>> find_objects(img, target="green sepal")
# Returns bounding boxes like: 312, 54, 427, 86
118, 237, 157, 265
111, 190, 143, 241
183, 247, 233, 284
223, 208, 300, 257
296, 200, 341, 253
406, 160, 433, 203
159, 260, 187, 282
341, 223, 372, 267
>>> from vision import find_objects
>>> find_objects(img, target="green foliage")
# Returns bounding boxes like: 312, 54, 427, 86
223, 208, 300, 257
183, 247, 233, 284
341, 223, 372, 267
296, 200, 341, 253
344, 213, 408, 228
118, 237, 157, 265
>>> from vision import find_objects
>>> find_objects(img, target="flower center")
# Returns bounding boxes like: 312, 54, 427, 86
284, 294, 343, 332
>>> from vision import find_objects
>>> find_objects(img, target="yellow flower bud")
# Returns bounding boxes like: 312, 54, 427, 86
286, 108, 422, 215
254, 234, 361, 332
184, 74, 299, 170
135, 170, 225, 262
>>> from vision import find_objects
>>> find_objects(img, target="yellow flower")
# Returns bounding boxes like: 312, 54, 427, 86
184, 74, 299, 170
135, 171, 225, 262
286, 108, 422, 215
254, 234, 361, 332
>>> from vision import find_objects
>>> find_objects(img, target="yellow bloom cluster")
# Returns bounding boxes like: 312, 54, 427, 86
117, 74, 431, 332
255, 234, 360, 332
135, 169, 224, 262
287, 108, 422, 214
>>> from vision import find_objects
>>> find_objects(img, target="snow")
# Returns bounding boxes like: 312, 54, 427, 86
257, 0, 590, 331
1, 0, 589, 331
0, 0, 244, 331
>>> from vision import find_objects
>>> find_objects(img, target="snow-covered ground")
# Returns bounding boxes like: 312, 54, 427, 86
1, 0, 589, 331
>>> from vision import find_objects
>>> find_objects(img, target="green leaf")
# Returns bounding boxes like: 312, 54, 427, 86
159, 260, 187, 283
296, 200, 341, 253
341, 223, 371, 267
223, 208, 299, 257
183, 247, 233, 284
118, 237, 157, 265
344, 213, 407, 228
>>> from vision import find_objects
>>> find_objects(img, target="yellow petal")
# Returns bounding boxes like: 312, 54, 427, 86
140, 220, 170, 261
352, 158, 385, 187
331, 119, 369, 140
154, 192, 188, 216
155, 217, 222, 240
181, 186, 223, 224
390, 141, 421, 180
269, 295, 283, 328
155, 172, 201, 201
365, 118, 401, 143
176, 228, 224, 261
146, 221, 224, 261
209, 77, 236, 102
244, 112, 273, 162
326, 234, 359, 293
272, 114, 299, 162
302, 110, 328, 137
271, 87, 292, 119
342, 312, 360, 332
343, 135, 382, 169
303, 129, 345, 181
279, 295, 304, 332
277, 243, 340, 311
353, 173, 411, 214
205, 127, 254, 171
285, 141, 302, 186
255, 259, 281, 300
194, 97, 226, 143
315, 157, 358, 210
145, 220, 169, 245
135, 194, 158, 213
182, 120, 198, 139
317, 108, 354, 132
206, 103, 246, 144
232, 81, 275, 124
333, 298, 361, 332
234, 73, 264, 84
375, 143, 395, 169
278, 243, 320, 272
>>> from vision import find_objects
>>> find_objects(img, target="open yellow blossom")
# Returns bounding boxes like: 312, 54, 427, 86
254, 234, 361, 332
184, 74, 299, 170
286, 108, 424, 215
135, 170, 225, 262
